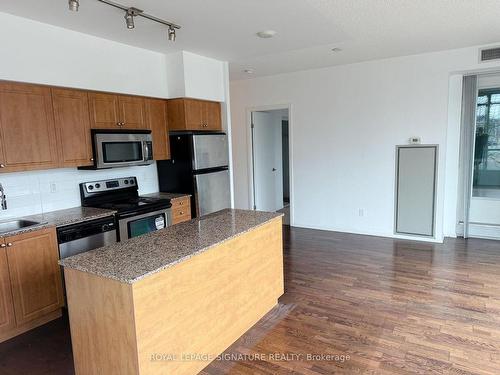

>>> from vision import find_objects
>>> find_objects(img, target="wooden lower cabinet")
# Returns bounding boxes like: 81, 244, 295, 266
171, 195, 192, 224
0, 227, 63, 342
0, 247, 15, 336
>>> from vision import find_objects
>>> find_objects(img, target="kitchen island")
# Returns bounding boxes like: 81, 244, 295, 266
59, 209, 284, 375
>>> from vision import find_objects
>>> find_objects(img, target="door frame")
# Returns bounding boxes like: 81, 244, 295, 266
246, 104, 294, 225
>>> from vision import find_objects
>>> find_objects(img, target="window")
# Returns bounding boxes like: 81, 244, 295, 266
473, 88, 500, 197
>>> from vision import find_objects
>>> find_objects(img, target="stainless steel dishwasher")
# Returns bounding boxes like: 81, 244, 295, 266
57, 216, 117, 260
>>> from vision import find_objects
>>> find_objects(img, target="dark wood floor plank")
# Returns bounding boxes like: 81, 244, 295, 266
3, 226, 500, 374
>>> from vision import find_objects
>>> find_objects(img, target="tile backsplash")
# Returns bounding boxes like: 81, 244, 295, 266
0, 164, 159, 220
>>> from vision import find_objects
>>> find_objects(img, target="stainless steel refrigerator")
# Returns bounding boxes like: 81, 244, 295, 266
157, 132, 231, 217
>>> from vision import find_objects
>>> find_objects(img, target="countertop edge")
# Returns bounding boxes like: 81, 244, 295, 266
60, 213, 283, 284
0, 207, 117, 238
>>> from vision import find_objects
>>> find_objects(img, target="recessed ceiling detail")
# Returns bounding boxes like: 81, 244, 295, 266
256, 30, 276, 39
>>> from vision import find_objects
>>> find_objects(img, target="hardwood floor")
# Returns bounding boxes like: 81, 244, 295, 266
201, 227, 500, 375
2, 226, 500, 374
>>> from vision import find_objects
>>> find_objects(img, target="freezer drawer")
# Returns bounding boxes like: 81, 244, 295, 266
195, 169, 231, 216
192, 134, 229, 170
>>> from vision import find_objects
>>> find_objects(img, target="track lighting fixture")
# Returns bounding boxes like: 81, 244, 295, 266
124, 12, 134, 29
68, 0, 79, 12
168, 26, 176, 42
124, 8, 142, 30
68, 0, 181, 41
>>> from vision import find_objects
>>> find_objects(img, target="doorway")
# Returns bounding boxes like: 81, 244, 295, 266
250, 108, 291, 225
458, 73, 500, 239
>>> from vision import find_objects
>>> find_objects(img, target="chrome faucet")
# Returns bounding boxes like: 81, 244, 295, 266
0, 184, 7, 210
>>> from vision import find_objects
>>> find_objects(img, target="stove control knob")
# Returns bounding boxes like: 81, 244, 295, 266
95, 183, 101, 189
102, 224, 109, 231
88, 185, 94, 191
124, 180, 129, 185
130, 179, 134, 185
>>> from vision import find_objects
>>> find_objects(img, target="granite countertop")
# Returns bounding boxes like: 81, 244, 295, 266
59, 209, 283, 284
142, 192, 191, 200
0, 206, 117, 237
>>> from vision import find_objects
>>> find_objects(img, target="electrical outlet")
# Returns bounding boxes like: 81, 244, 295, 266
49, 182, 57, 193
358, 208, 365, 217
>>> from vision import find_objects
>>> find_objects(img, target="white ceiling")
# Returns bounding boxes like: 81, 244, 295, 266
2, 0, 500, 80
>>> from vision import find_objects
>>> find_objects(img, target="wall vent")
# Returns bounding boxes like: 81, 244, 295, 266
480, 47, 500, 62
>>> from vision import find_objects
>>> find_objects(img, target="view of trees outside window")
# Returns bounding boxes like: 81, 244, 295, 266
473, 89, 500, 196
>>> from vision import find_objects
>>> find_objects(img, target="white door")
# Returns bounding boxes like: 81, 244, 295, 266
252, 111, 283, 212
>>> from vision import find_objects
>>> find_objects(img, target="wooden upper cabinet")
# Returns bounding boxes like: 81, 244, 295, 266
146, 98, 170, 160
89, 92, 147, 129
88, 92, 120, 129
184, 99, 205, 130
0, 82, 58, 172
204, 101, 222, 131
168, 98, 222, 131
0, 247, 15, 336
5, 228, 63, 326
118, 96, 147, 129
52, 88, 93, 167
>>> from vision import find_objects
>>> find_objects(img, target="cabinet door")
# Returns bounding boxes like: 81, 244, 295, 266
52, 88, 93, 167
204, 101, 222, 131
184, 99, 204, 130
166, 99, 187, 131
88, 92, 120, 129
6, 228, 63, 326
0, 245, 15, 335
0, 82, 58, 172
146, 98, 170, 160
118, 96, 147, 129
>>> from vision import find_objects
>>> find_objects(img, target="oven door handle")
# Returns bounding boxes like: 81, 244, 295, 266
118, 208, 171, 219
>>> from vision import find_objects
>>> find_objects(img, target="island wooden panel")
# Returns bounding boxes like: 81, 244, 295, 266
64, 217, 283, 375
64, 270, 140, 375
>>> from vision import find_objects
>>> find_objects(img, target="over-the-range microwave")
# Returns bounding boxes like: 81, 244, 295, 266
81, 130, 154, 170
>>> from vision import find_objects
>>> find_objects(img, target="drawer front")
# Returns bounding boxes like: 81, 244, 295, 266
172, 196, 190, 209
171, 197, 191, 224
172, 206, 191, 219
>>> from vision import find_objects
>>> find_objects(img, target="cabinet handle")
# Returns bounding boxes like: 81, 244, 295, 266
179, 201, 183, 205
90, 158, 94, 161
180, 211, 184, 215
0, 164, 5, 168
6, 242, 12, 247
0, 244, 5, 248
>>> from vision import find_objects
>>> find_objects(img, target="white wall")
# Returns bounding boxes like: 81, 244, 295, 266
231, 44, 500, 242
165, 51, 226, 101
0, 12, 168, 97
0, 165, 159, 220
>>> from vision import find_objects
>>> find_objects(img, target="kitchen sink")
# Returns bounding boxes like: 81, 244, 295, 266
0, 220, 41, 235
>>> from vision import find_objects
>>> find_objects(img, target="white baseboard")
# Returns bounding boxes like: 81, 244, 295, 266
291, 222, 444, 243
456, 222, 500, 240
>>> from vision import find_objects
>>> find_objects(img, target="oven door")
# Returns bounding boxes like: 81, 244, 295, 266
94, 131, 153, 169
118, 208, 172, 241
